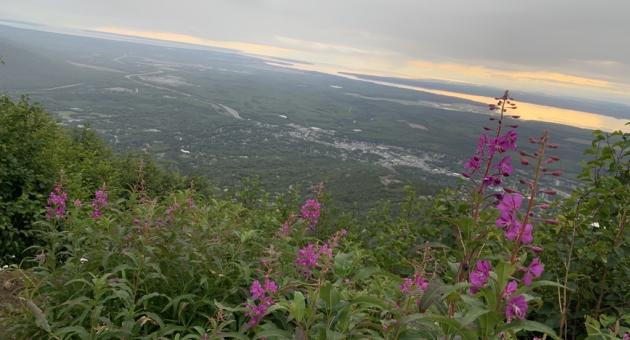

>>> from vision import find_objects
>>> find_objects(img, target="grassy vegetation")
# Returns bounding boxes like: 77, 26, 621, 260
0, 95, 627, 339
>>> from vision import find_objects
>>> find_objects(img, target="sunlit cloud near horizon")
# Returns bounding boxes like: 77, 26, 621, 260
95, 26, 630, 105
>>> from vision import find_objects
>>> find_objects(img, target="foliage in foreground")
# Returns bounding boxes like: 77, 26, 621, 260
0, 96, 210, 264
0, 94, 628, 339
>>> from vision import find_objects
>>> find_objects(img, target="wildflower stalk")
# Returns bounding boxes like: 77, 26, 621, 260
472, 91, 509, 223
510, 131, 548, 264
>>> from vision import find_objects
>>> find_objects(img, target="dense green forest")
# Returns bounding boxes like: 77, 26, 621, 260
0, 95, 628, 339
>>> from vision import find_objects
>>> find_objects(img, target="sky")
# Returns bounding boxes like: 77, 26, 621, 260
2, 0, 630, 104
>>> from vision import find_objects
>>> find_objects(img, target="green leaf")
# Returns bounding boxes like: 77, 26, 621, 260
406, 314, 476, 340
516, 280, 571, 295
26, 300, 51, 333
352, 295, 390, 311
352, 266, 380, 281
289, 291, 306, 323
460, 306, 490, 326
419, 281, 468, 311
319, 282, 339, 311
497, 320, 562, 340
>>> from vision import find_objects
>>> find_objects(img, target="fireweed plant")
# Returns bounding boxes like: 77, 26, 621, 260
443, 91, 565, 338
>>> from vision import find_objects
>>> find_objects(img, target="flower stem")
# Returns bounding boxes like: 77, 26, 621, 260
511, 131, 548, 264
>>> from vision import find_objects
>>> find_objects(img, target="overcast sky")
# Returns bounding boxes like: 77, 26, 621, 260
2, 0, 629, 103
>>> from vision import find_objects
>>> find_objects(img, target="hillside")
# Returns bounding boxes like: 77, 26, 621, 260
0, 95, 628, 339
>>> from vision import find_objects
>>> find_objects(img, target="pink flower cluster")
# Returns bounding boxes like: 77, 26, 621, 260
245, 278, 278, 327
278, 214, 297, 237
522, 257, 544, 286
295, 229, 346, 276
165, 202, 180, 222
399, 273, 429, 294
300, 199, 321, 230
91, 186, 108, 218
46, 184, 68, 220
502, 281, 528, 322
463, 130, 517, 186
469, 260, 491, 294
495, 193, 533, 243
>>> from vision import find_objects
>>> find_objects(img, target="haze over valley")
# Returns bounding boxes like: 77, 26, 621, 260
0, 21, 627, 204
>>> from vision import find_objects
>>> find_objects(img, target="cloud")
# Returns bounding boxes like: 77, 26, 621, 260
2, 0, 630, 102
404, 60, 630, 91
98, 27, 295, 57
274, 36, 396, 56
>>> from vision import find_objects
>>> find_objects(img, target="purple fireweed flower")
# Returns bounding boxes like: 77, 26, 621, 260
623, 332, 629, 340
502, 280, 518, 299
73, 199, 82, 207
91, 186, 108, 218
483, 175, 502, 187
296, 243, 320, 275
496, 213, 517, 230
399, 277, 414, 294
264, 278, 278, 294
496, 193, 534, 243
400, 274, 429, 294
414, 275, 429, 290
522, 257, 544, 286
497, 193, 523, 216
245, 296, 273, 327
250, 280, 265, 299
495, 156, 514, 176
327, 228, 348, 249
469, 260, 492, 294
245, 278, 278, 327
46, 184, 68, 220
295, 231, 345, 276
319, 244, 333, 260
464, 155, 481, 172
280, 221, 292, 237
498, 130, 518, 151
505, 222, 533, 244
278, 215, 298, 237
521, 223, 533, 244
505, 294, 528, 322
300, 199, 321, 230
